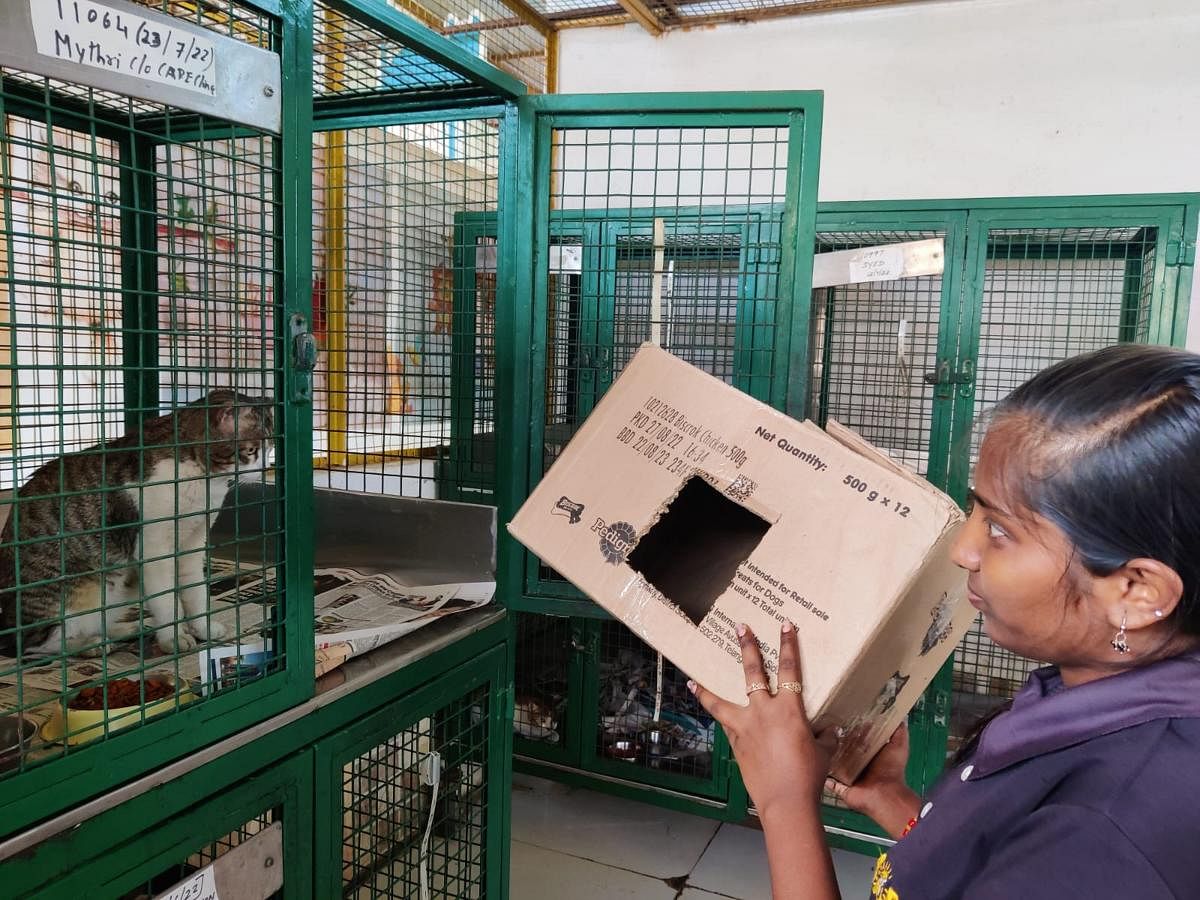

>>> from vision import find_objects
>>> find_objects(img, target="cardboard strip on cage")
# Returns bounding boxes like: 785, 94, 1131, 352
812, 237, 945, 288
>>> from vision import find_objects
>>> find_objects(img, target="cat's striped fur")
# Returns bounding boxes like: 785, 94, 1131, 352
0, 389, 273, 657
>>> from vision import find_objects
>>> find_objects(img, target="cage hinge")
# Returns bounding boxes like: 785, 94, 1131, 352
289, 314, 319, 404
1166, 238, 1195, 267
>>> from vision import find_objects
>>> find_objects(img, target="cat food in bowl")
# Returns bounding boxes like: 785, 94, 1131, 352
42, 675, 195, 746
604, 737, 640, 761
0, 715, 36, 771
70, 677, 175, 710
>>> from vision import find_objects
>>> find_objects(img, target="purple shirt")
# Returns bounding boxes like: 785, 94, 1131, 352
871, 652, 1200, 899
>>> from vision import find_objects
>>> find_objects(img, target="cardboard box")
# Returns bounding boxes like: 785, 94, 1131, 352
508, 344, 975, 782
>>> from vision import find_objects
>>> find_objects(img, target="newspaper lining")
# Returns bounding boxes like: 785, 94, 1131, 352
0, 561, 494, 720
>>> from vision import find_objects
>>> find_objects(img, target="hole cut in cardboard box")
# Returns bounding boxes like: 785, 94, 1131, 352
628, 476, 771, 628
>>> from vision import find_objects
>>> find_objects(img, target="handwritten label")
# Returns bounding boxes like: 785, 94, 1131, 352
848, 245, 905, 283
30, 0, 218, 97
153, 864, 219, 900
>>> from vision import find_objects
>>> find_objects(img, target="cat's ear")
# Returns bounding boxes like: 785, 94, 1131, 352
211, 404, 238, 439
213, 402, 270, 440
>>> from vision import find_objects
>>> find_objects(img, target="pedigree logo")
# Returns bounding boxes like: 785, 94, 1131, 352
590, 518, 637, 564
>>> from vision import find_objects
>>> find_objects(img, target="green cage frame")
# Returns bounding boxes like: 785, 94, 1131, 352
315, 643, 510, 897
8, 752, 313, 899
0, 0, 535, 843
494, 92, 825, 621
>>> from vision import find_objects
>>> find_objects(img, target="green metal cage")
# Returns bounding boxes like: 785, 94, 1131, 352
316, 643, 509, 899
116, 808, 284, 900
6, 750, 313, 899
490, 193, 1196, 843
308, 0, 520, 505
0, 0, 315, 837
0, 0, 533, 845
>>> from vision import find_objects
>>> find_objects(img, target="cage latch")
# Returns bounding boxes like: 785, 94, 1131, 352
289, 313, 319, 404
923, 357, 975, 397
580, 346, 612, 371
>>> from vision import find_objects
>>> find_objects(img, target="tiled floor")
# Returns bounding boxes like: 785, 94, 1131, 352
511, 774, 879, 899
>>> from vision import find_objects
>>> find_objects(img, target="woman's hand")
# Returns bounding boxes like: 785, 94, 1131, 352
690, 621, 840, 900
824, 723, 921, 840
689, 620, 834, 821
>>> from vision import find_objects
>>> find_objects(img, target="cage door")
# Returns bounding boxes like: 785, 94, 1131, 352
946, 207, 1187, 760
503, 92, 823, 612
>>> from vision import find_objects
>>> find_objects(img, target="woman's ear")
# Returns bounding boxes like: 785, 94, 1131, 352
1092, 558, 1184, 631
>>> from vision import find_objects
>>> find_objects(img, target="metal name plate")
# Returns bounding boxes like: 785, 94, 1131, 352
0, 0, 281, 132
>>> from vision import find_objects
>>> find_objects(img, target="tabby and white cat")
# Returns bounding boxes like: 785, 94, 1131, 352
0, 389, 273, 658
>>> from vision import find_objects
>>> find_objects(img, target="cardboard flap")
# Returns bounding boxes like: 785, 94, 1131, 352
825, 419, 961, 515
821, 521, 974, 782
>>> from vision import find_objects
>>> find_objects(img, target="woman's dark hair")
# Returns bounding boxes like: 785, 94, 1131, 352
988, 343, 1200, 638
952, 343, 1200, 766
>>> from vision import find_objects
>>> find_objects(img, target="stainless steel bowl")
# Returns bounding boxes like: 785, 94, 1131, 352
642, 722, 675, 757
0, 715, 36, 771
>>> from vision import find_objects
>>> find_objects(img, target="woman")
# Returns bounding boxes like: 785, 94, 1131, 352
690, 344, 1200, 899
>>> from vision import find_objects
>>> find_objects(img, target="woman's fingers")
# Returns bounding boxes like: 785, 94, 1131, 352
735, 622, 769, 698
689, 680, 734, 726
814, 726, 840, 758
775, 620, 804, 706
824, 776, 848, 802
776, 620, 799, 679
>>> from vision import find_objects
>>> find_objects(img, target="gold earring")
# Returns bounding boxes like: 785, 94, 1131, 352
1111, 613, 1130, 654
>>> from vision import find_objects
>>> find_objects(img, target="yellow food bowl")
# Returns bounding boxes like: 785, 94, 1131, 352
41, 675, 196, 746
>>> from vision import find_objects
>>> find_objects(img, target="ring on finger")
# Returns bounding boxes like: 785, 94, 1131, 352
778, 681, 803, 694
746, 681, 770, 695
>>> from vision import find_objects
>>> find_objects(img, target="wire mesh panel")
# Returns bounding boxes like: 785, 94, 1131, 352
612, 232, 747, 377
0, 1, 286, 789
532, 123, 795, 590
948, 223, 1160, 756
548, 124, 789, 404
316, 1, 483, 109
513, 611, 571, 750
593, 619, 717, 786
379, 0, 550, 94
311, 117, 500, 502
339, 684, 490, 898
809, 230, 947, 476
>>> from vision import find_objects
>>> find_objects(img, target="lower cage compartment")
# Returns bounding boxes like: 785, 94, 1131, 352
2, 615, 510, 900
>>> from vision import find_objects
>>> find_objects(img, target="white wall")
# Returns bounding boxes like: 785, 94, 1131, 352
558, 0, 1200, 348
558, 0, 1200, 203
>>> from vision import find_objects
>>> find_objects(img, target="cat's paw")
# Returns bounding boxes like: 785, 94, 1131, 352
186, 619, 229, 644
156, 630, 197, 654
